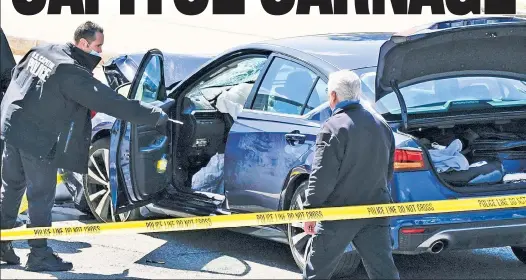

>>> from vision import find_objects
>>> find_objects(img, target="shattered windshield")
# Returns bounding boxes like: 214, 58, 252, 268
197, 58, 267, 89
184, 56, 268, 109
358, 69, 526, 115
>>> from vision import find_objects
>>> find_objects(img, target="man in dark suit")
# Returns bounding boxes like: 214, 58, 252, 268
302, 70, 400, 279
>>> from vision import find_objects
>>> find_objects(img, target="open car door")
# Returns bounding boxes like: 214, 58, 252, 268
110, 49, 175, 214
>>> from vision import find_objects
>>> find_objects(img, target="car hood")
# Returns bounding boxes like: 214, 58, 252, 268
375, 20, 526, 101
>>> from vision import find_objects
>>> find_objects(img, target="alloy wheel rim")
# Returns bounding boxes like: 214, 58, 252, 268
288, 191, 310, 266
86, 148, 130, 222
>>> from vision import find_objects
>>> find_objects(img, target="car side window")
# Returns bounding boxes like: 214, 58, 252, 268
304, 79, 328, 114
252, 57, 317, 115
134, 55, 162, 103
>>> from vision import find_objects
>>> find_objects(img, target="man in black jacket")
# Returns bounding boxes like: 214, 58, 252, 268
302, 70, 400, 279
0, 27, 17, 174
0, 21, 169, 271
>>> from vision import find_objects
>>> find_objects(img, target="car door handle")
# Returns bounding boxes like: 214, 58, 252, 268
285, 131, 306, 146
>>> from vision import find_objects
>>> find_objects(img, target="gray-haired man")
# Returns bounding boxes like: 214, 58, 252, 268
302, 70, 400, 279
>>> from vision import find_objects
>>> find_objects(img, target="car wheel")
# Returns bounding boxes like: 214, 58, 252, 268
286, 180, 361, 278
83, 138, 140, 223
512, 246, 526, 264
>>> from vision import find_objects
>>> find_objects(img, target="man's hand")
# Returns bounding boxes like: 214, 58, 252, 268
304, 221, 317, 235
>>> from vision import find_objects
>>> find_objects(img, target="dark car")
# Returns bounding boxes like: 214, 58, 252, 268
63, 17, 526, 278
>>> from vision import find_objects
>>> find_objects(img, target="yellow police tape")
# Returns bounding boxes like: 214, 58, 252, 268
3, 194, 525, 241
17, 173, 63, 214
18, 193, 29, 214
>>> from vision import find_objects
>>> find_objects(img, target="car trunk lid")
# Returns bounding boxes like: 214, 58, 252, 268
374, 19, 526, 129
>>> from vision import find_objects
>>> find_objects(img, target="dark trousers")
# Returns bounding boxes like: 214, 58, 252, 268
303, 218, 400, 280
1, 142, 57, 252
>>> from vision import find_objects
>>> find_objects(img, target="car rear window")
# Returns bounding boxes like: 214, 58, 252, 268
357, 69, 526, 116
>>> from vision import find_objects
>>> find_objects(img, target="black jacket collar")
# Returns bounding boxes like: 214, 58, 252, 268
331, 101, 363, 116
65, 43, 101, 72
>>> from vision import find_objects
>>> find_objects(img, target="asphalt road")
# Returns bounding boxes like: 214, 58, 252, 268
1, 205, 525, 279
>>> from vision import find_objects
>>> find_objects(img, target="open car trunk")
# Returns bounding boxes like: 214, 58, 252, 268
373, 19, 526, 194
403, 119, 526, 192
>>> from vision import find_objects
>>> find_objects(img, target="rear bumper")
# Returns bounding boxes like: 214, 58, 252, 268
395, 218, 526, 254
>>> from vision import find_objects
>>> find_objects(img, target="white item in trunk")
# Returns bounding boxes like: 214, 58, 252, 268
503, 173, 526, 182
428, 139, 470, 173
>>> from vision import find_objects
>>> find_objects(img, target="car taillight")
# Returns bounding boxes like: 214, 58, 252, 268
90, 111, 97, 119
394, 149, 425, 171
401, 228, 426, 234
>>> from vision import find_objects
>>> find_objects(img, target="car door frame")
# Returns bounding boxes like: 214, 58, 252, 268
243, 52, 329, 116
110, 49, 175, 215
223, 52, 331, 213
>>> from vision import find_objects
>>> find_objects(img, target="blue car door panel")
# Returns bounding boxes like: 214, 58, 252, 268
224, 55, 330, 213
225, 111, 320, 212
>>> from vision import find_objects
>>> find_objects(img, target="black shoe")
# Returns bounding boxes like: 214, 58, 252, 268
0, 241, 21, 265
25, 251, 73, 272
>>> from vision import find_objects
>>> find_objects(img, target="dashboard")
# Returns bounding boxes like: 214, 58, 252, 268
178, 96, 227, 168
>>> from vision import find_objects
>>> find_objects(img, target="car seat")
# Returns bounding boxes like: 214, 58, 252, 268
275, 70, 314, 97
434, 78, 461, 101
271, 70, 314, 114
459, 84, 492, 100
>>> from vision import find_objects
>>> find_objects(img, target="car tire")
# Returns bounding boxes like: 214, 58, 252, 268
512, 246, 526, 264
83, 138, 141, 223
286, 180, 361, 278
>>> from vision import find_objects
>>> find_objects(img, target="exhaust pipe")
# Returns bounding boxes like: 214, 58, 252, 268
429, 240, 446, 254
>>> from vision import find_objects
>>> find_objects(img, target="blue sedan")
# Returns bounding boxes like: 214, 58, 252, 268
62, 16, 526, 278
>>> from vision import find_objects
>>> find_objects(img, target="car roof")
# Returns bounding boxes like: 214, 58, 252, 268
251, 32, 393, 71
225, 17, 524, 73
114, 33, 391, 83
124, 52, 213, 86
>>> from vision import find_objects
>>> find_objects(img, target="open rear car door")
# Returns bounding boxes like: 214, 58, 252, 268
110, 49, 175, 214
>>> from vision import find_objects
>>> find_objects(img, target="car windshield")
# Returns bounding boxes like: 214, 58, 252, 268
198, 58, 266, 89
356, 68, 526, 116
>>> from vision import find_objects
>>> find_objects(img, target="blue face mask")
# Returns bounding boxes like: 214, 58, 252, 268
89, 50, 101, 57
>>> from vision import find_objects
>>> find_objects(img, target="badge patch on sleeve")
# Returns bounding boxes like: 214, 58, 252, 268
316, 132, 333, 146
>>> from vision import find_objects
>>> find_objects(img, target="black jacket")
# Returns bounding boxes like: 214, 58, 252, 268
304, 102, 395, 209
0, 28, 16, 96
1, 42, 165, 173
